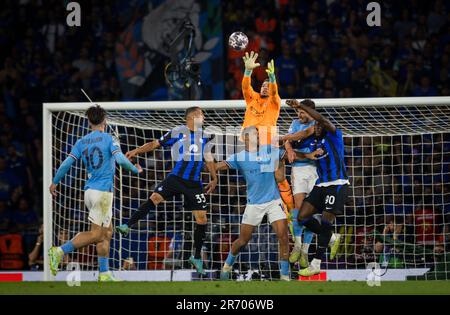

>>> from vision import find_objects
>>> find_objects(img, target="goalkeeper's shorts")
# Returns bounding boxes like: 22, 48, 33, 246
85, 189, 113, 227
242, 199, 286, 226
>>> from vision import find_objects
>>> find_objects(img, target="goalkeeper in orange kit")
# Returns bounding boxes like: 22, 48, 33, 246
240, 51, 295, 213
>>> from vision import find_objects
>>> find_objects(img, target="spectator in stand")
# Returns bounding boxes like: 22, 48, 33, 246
0, 157, 21, 202
72, 48, 95, 90
7, 145, 32, 191
28, 224, 43, 271
375, 216, 405, 268
275, 41, 299, 96
0, 201, 11, 232
414, 204, 444, 251
10, 196, 39, 254
413, 76, 439, 96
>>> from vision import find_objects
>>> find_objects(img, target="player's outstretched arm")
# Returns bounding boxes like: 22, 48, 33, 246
126, 139, 161, 161
283, 148, 323, 162
204, 158, 218, 195
280, 126, 314, 142
287, 99, 337, 133
49, 156, 76, 196
115, 152, 142, 174
242, 51, 259, 101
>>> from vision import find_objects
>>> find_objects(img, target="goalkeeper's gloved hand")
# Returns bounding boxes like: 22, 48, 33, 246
243, 51, 260, 75
265, 59, 276, 82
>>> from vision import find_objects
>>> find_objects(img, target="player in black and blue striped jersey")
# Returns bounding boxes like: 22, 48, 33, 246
115, 107, 218, 274
286, 99, 350, 277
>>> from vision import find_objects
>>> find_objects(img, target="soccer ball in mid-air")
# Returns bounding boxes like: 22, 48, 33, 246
228, 31, 248, 51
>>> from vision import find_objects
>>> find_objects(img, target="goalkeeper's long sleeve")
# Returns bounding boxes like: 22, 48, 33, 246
114, 152, 139, 174
53, 156, 76, 185
242, 73, 255, 103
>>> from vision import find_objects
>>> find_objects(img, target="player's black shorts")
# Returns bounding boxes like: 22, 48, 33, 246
154, 175, 207, 211
304, 184, 349, 215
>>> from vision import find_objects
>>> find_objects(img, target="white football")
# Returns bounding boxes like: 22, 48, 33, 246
228, 31, 248, 51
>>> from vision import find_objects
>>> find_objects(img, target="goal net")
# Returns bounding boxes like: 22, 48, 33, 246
43, 98, 450, 281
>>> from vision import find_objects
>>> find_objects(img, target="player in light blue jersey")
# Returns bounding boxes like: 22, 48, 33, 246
48, 105, 142, 281
215, 126, 321, 281
282, 99, 341, 268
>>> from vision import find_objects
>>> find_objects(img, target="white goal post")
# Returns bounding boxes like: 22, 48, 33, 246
43, 97, 450, 281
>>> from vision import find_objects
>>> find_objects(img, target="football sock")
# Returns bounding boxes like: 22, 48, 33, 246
301, 217, 322, 234
329, 233, 337, 246
303, 228, 314, 246
224, 251, 237, 267
291, 209, 303, 250
315, 219, 333, 260
277, 179, 295, 211
98, 256, 109, 273
129, 199, 156, 227
280, 259, 290, 276
60, 240, 75, 255
194, 223, 206, 259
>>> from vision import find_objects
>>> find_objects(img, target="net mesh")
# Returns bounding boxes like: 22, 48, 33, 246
50, 102, 450, 280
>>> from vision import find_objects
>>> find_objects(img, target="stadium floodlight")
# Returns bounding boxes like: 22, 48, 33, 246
43, 97, 450, 281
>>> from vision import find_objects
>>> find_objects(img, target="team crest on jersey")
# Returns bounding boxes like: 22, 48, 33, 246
250, 106, 265, 117
189, 144, 199, 153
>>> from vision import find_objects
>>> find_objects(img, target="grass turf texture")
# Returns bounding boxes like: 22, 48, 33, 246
0, 281, 449, 295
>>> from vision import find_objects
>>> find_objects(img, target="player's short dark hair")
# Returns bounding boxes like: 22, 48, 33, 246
300, 99, 315, 109
185, 106, 202, 119
86, 104, 106, 125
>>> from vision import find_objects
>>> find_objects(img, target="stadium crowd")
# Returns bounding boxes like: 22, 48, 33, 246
224, 0, 450, 99
0, 0, 449, 272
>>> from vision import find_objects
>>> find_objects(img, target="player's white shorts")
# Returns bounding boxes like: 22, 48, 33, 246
84, 189, 113, 227
291, 164, 318, 195
242, 199, 286, 226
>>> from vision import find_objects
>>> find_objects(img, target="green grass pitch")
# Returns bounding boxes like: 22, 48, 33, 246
0, 281, 449, 295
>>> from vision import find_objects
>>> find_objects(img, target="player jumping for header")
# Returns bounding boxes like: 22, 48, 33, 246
215, 126, 323, 281
115, 107, 218, 275
281, 99, 341, 268
241, 51, 296, 219
285, 99, 349, 276
48, 105, 142, 281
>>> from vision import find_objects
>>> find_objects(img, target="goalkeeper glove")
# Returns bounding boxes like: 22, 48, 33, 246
265, 59, 276, 83
242, 51, 260, 76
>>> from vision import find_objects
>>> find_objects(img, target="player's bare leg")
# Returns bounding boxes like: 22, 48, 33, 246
49, 223, 104, 276
289, 192, 313, 267
190, 210, 208, 275
221, 224, 254, 280
271, 219, 290, 280
116, 192, 164, 236
96, 224, 120, 281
